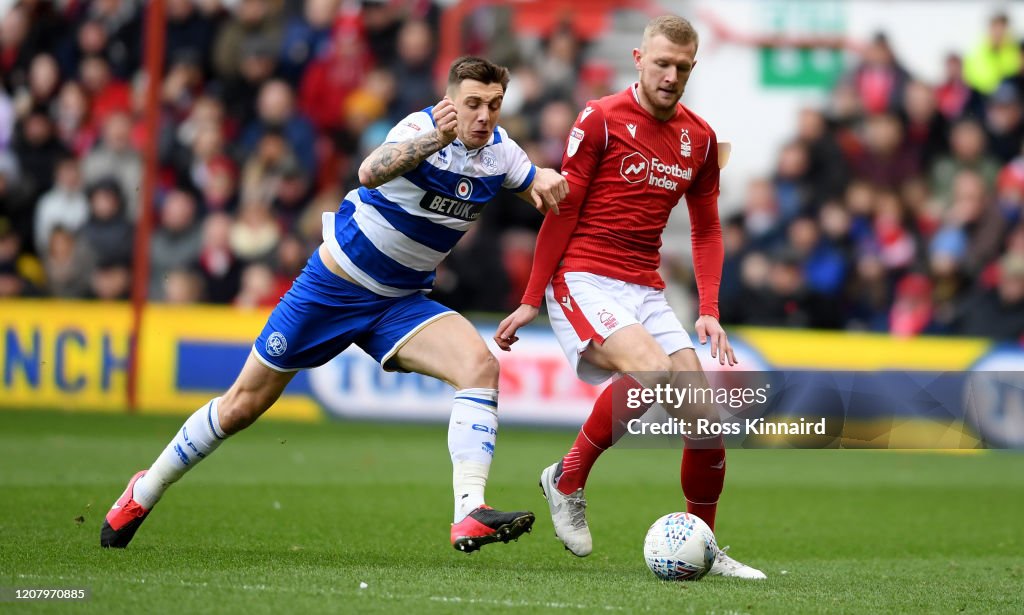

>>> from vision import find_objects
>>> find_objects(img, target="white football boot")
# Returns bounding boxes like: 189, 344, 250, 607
539, 462, 592, 557
708, 545, 767, 579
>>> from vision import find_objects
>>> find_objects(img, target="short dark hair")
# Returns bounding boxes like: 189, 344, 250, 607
448, 56, 510, 91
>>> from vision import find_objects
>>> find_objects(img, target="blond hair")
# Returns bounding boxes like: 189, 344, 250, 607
642, 15, 699, 50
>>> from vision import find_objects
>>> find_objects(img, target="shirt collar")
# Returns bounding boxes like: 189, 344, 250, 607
629, 82, 680, 121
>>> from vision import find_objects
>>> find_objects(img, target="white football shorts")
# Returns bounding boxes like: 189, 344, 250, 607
545, 271, 694, 384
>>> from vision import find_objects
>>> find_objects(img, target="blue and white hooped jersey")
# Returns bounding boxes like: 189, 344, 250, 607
323, 108, 537, 297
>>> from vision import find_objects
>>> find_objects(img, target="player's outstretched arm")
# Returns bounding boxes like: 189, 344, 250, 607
358, 98, 458, 188
515, 167, 569, 215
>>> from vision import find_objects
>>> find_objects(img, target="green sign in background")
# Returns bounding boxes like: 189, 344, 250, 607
759, 0, 846, 89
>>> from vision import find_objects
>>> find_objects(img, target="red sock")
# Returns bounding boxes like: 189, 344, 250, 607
681, 435, 726, 531
557, 375, 648, 495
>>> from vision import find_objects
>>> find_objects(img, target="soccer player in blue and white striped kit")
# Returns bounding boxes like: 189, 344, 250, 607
101, 56, 569, 553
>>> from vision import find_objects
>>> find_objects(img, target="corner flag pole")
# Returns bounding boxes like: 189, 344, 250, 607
127, 0, 167, 412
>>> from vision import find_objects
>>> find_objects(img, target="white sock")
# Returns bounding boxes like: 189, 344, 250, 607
132, 398, 228, 509
449, 388, 498, 523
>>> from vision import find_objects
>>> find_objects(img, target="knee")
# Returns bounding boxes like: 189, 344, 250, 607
452, 348, 500, 390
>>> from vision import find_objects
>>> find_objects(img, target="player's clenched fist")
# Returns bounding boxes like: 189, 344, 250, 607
433, 97, 458, 144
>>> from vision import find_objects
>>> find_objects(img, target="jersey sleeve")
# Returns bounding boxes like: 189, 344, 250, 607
384, 110, 435, 144
500, 134, 537, 192
521, 187, 584, 307
687, 129, 721, 200
685, 130, 723, 319
560, 101, 607, 188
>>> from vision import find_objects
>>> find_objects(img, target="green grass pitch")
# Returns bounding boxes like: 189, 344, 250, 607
1, 410, 1022, 613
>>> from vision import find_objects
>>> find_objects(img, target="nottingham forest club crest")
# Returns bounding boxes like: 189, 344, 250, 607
680, 129, 692, 157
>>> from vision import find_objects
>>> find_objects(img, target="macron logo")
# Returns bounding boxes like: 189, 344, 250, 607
626, 123, 637, 138
561, 296, 574, 312
580, 106, 595, 122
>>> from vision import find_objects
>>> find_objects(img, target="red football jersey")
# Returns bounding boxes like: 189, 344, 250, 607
559, 85, 721, 291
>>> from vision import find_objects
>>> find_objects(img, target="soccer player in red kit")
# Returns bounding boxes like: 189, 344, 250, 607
494, 15, 765, 578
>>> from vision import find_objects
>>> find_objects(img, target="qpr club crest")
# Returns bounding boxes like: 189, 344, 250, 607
455, 178, 473, 199
266, 332, 288, 357
480, 149, 498, 174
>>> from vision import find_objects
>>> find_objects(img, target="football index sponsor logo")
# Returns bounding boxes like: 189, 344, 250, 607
649, 157, 692, 190
620, 152, 692, 190
620, 152, 649, 184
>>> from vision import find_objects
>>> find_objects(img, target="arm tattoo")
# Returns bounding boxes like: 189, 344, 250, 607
360, 130, 449, 188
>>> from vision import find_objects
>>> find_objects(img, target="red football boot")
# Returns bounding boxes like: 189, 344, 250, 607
100, 471, 151, 548
450, 505, 534, 553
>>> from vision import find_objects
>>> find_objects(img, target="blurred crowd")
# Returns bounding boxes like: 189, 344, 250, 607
0, 2, 1022, 342
0, 0, 603, 310
712, 12, 1024, 342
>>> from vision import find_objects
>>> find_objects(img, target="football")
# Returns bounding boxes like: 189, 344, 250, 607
643, 512, 718, 581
